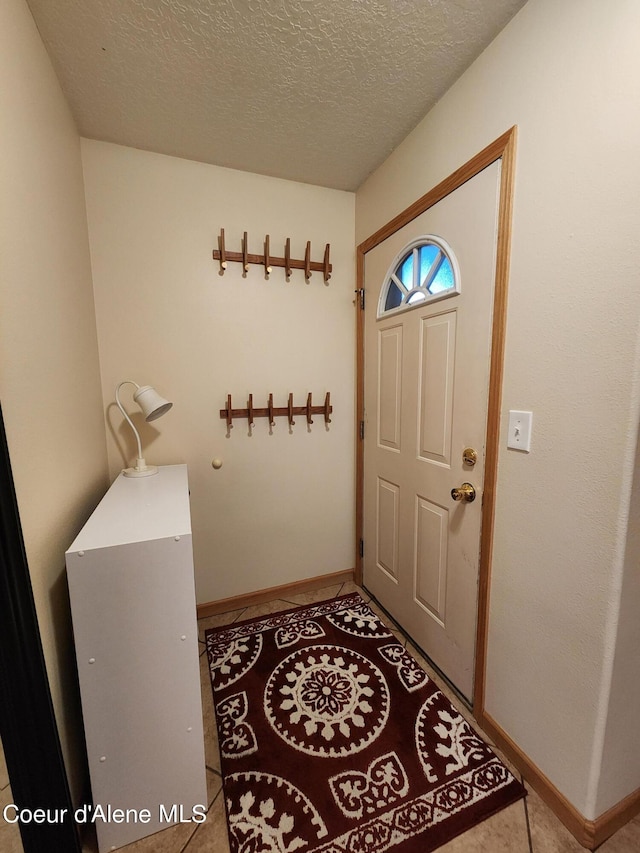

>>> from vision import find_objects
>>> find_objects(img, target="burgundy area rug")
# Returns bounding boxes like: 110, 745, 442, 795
205, 593, 525, 853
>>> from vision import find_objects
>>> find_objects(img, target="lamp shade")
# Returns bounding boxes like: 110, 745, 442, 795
115, 380, 173, 477
133, 385, 173, 422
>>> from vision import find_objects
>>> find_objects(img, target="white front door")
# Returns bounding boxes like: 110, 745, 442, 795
363, 162, 501, 702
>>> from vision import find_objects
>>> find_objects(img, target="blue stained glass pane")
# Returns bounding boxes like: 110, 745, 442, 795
384, 280, 403, 311
419, 245, 440, 285
429, 258, 454, 294
397, 253, 414, 288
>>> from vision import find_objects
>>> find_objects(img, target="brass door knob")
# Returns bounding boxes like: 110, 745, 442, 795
451, 483, 476, 503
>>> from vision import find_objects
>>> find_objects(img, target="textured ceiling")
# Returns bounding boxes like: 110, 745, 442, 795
26, 0, 527, 191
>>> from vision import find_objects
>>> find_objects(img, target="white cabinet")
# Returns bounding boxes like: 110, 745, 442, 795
66, 465, 207, 852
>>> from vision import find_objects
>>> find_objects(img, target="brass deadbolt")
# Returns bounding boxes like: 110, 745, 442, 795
462, 447, 478, 466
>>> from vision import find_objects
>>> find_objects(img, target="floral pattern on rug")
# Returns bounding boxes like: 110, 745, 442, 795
326, 602, 394, 639
264, 644, 390, 757
225, 770, 328, 852
275, 619, 326, 649
206, 593, 525, 853
329, 751, 410, 819
378, 643, 431, 693
207, 632, 263, 690
215, 691, 258, 760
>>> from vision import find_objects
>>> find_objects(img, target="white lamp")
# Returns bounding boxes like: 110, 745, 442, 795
115, 380, 173, 477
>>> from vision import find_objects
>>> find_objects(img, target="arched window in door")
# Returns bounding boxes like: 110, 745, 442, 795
377, 236, 460, 318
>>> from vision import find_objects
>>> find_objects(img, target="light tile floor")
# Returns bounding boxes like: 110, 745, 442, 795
81, 581, 640, 853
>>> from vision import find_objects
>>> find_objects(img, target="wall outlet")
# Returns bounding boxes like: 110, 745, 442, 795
507, 410, 532, 452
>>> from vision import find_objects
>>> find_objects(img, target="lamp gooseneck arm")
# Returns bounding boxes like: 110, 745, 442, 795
115, 380, 144, 465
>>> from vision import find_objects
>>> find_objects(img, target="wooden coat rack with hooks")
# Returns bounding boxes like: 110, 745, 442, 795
213, 229, 332, 283
221, 392, 332, 429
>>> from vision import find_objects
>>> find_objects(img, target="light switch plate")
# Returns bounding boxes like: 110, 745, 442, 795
507, 410, 532, 452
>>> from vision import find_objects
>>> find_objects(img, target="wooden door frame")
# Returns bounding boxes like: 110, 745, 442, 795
355, 126, 517, 714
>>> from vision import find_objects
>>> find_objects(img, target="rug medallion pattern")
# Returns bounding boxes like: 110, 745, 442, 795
206, 593, 525, 853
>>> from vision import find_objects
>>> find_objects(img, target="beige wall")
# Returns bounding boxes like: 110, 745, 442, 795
81, 140, 356, 605
0, 0, 109, 802
596, 416, 640, 815
356, 0, 640, 821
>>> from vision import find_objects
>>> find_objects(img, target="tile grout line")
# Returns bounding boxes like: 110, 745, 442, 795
232, 608, 248, 623
523, 786, 535, 853
180, 786, 226, 853
177, 818, 200, 853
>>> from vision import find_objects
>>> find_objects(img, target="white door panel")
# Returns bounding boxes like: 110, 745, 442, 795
376, 477, 400, 581
378, 326, 403, 451
418, 311, 456, 466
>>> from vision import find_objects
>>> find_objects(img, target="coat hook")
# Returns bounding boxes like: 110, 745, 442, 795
226, 394, 233, 429
218, 228, 227, 274
323, 243, 331, 283
304, 241, 311, 282
214, 229, 333, 281
220, 391, 332, 428
242, 231, 249, 274
324, 392, 332, 424
285, 238, 292, 280
264, 235, 272, 278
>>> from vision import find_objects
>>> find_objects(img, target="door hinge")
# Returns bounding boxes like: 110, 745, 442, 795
355, 287, 365, 310
359, 538, 364, 558
359, 420, 365, 440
